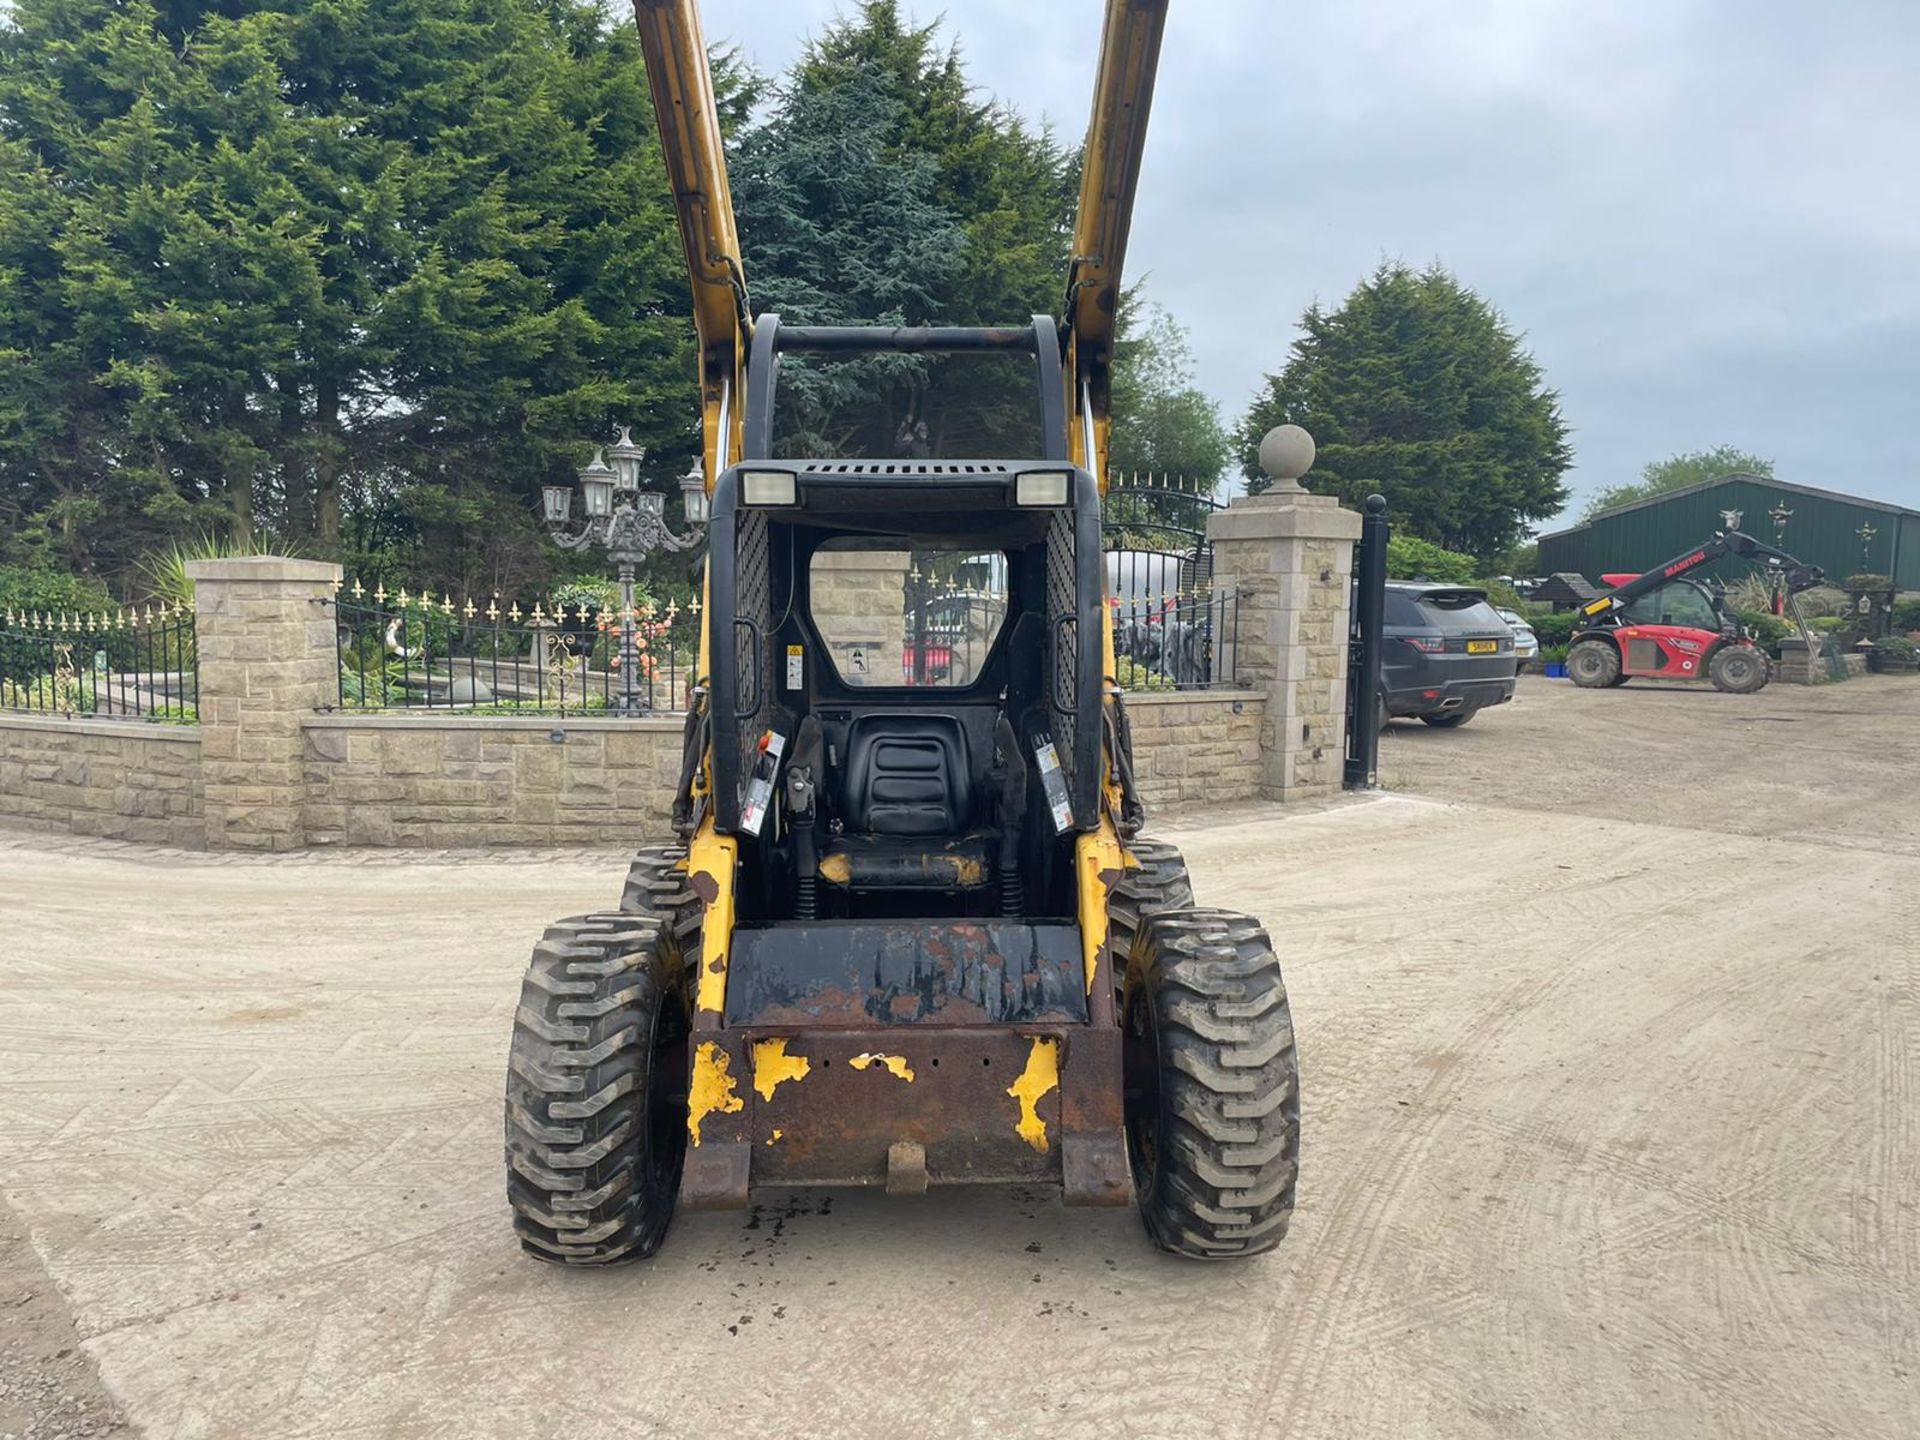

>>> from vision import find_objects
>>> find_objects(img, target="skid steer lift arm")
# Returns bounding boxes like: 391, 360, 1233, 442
633, 0, 750, 487
1579, 529, 1825, 621
1065, 0, 1170, 490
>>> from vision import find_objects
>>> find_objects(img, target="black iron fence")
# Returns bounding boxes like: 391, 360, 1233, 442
1102, 478, 1237, 691
0, 603, 199, 721
323, 583, 701, 715
1345, 495, 1389, 788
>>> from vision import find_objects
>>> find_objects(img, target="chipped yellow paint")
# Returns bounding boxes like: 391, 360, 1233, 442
818, 851, 852, 885
687, 1041, 742, 1147
945, 852, 985, 887
849, 1052, 915, 1082
1006, 1037, 1061, 1152
765, 1128, 784, 1147
751, 1037, 812, 1101
1076, 821, 1126, 994
688, 818, 737, 1016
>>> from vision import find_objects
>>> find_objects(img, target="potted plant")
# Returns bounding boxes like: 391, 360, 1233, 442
1538, 642, 1569, 678
1867, 636, 1918, 675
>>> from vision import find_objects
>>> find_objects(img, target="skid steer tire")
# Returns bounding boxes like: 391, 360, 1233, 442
1566, 639, 1621, 688
505, 912, 688, 1265
1108, 839, 1197, 998
1708, 644, 1769, 694
618, 844, 704, 979
1124, 908, 1299, 1259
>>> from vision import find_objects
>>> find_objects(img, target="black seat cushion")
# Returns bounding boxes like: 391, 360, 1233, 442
841, 714, 972, 836
818, 832, 995, 890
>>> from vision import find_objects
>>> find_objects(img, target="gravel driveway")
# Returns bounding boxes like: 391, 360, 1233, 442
1, 674, 1914, 1438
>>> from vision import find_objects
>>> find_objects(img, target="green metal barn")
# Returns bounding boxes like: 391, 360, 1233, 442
1536, 475, 1920, 590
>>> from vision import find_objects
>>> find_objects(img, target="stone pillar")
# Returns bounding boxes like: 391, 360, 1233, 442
1207, 427, 1362, 802
809, 549, 911, 685
187, 557, 342, 850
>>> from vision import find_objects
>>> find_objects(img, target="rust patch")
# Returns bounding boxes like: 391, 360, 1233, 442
688, 870, 719, 904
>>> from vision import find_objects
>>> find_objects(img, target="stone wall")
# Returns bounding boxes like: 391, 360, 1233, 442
0, 716, 203, 848
1126, 691, 1265, 811
302, 715, 684, 847
1, 534, 1339, 848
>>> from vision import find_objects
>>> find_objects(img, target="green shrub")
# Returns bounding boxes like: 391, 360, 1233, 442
1732, 610, 1794, 658
1115, 657, 1176, 692
1529, 612, 1580, 646
1537, 643, 1569, 664
1475, 577, 1524, 610
1870, 636, 1918, 661
0, 563, 112, 617
1386, 535, 1477, 584
1892, 597, 1920, 634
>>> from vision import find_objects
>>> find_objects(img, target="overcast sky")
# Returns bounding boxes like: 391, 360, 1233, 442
697, 0, 1920, 523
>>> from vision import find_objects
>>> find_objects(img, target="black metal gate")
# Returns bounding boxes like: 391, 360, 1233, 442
1345, 495, 1389, 789
1101, 481, 1232, 690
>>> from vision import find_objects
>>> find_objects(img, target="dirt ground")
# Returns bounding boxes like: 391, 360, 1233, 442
0, 673, 1915, 1439
1382, 671, 1920, 854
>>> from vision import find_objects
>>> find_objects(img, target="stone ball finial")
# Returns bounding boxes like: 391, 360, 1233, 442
1258, 424, 1317, 493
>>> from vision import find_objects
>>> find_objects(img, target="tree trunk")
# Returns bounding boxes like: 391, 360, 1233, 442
278, 373, 308, 540
231, 470, 254, 546
316, 376, 342, 553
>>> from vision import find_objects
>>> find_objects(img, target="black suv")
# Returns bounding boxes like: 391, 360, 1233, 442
1379, 582, 1518, 727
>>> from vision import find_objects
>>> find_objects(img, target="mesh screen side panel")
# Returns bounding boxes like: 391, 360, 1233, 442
1046, 508, 1077, 776
735, 511, 773, 802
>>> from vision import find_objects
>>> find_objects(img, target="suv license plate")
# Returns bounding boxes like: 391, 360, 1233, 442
1466, 639, 1498, 654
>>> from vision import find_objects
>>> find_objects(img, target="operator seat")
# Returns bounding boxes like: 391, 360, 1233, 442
818, 714, 994, 892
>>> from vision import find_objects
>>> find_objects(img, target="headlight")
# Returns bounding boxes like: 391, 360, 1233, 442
1015, 471, 1071, 506
739, 470, 797, 507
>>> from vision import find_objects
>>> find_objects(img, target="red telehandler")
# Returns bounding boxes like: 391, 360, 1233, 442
1565, 522, 1825, 694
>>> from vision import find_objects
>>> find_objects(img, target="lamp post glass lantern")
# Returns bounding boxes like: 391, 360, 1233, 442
542, 428, 707, 714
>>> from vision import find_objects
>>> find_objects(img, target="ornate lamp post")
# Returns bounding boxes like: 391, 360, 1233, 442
1767, 503, 1794, 611
1769, 501, 1793, 545
542, 427, 707, 715
1857, 521, 1878, 571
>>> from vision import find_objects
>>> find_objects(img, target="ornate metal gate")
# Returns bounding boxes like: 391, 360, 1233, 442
1101, 479, 1234, 691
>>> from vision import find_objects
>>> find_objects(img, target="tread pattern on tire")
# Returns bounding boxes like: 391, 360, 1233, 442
1708, 644, 1770, 694
619, 844, 704, 981
1567, 638, 1620, 688
1129, 907, 1298, 1259
505, 911, 682, 1266
1109, 838, 1196, 984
